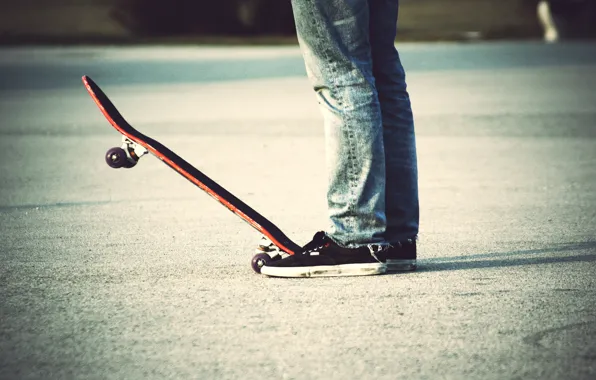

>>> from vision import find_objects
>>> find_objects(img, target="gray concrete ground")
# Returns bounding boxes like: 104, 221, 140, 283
1, 42, 595, 380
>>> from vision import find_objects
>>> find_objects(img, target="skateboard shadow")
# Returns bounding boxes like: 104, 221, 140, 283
415, 241, 596, 273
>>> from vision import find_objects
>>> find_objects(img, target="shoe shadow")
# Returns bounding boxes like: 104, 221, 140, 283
415, 241, 596, 273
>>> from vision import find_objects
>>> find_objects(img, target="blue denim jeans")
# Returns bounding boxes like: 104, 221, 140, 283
291, 0, 419, 247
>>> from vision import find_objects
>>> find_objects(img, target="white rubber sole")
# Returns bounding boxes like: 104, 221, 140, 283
261, 263, 386, 278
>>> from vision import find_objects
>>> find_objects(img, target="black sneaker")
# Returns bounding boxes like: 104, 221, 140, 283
384, 239, 417, 272
260, 231, 387, 278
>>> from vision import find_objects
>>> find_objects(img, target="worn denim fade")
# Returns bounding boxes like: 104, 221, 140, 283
291, 0, 419, 247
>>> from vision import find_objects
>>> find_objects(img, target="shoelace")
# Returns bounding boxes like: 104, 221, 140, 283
299, 231, 329, 255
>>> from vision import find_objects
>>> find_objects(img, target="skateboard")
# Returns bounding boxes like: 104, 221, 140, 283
82, 75, 301, 273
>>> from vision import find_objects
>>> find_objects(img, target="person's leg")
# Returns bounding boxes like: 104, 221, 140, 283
291, 0, 387, 248
259, 0, 390, 277
369, 0, 419, 246
538, 1, 559, 43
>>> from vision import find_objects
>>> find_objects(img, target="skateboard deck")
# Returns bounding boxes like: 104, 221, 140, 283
82, 75, 301, 271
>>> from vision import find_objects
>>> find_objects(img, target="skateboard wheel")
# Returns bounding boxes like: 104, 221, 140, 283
105, 147, 127, 169
251, 253, 274, 274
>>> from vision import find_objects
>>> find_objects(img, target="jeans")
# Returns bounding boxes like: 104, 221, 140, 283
291, 0, 419, 247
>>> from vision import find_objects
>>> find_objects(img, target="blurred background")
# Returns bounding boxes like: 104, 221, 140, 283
0, 0, 595, 44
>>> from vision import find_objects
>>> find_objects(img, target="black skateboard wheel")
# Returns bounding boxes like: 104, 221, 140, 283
251, 253, 273, 274
105, 147, 127, 169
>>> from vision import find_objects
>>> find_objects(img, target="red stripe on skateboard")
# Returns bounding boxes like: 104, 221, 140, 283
82, 76, 297, 255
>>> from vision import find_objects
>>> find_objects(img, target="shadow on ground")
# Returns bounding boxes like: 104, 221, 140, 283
417, 242, 596, 273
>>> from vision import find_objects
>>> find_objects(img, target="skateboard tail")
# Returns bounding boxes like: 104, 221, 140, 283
82, 75, 301, 255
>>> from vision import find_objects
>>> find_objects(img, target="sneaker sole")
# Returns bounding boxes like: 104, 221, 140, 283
261, 263, 386, 278
386, 259, 417, 272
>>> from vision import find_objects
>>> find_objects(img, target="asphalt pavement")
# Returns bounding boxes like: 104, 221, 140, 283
1, 42, 595, 380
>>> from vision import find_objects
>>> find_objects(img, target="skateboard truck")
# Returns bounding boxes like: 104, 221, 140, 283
251, 235, 285, 272
105, 136, 148, 169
